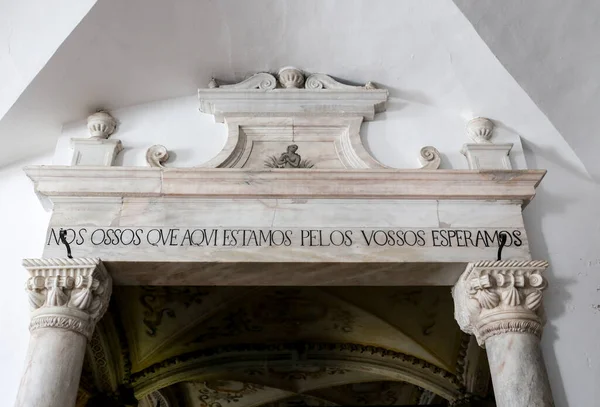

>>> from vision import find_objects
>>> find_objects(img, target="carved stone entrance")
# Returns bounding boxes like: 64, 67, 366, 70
16, 71, 553, 407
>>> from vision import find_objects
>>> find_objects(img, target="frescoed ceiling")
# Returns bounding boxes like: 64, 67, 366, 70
78, 286, 491, 406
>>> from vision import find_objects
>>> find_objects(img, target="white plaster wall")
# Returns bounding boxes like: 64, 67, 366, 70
0, 154, 52, 405
522, 150, 600, 407
0, 0, 96, 120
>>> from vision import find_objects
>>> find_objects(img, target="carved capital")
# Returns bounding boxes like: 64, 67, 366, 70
452, 260, 548, 346
23, 258, 112, 339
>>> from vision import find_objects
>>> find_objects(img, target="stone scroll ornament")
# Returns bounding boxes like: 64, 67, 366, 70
146, 145, 170, 168
418, 146, 441, 170
452, 260, 548, 346
209, 67, 376, 90
23, 258, 112, 339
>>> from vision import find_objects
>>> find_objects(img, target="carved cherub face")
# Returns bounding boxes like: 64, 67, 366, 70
288, 144, 298, 153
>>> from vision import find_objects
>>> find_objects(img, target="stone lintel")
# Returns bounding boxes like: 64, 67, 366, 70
24, 166, 546, 204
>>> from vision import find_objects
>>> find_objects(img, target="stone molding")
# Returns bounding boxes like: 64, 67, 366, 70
452, 260, 548, 346
199, 69, 387, 124
198, 116, 389, 169
23, 258, 112, 339
70, 138, 123, 166
24, 166, 546, 204
461, 143, 513, 170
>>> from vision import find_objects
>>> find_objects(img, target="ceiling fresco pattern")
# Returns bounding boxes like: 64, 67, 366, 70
77, 286, 491, 406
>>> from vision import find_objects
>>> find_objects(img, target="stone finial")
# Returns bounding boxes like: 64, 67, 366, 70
23, 258, 112, 339
208, 78, 218, 89
87, 111, 117, 139
452, 260, 549, 347
278, 67, 305, 89
466, 117, 494, 144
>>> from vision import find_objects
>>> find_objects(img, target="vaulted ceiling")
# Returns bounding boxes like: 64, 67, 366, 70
77, 286, 490, 406
1, 0, 597, 181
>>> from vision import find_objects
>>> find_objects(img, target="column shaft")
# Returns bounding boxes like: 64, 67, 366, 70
486, 333, 554, 407
15, 328, 87, 407
452, 260, 554, 407
15, 258, 112, 407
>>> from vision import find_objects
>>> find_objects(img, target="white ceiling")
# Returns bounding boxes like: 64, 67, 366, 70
454, 0, 600, 180
1, 0, 596, 175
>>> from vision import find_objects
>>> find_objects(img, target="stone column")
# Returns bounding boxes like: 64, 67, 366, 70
452, 260, 554, 407
14, 258, 112, 407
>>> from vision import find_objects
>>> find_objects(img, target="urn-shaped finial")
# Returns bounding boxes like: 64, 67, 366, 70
278, 67, 305, 89
466, 117, 495, 144
87, 110, 116, 139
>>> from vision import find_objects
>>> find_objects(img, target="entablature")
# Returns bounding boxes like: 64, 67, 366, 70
25, 166, 544, 203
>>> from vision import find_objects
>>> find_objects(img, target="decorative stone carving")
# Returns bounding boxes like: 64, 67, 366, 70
452, 260, 549, 346
461, 117, 513, 170
208, 78, 218, 89
419, 146, 442, 170
466, 117, 494, 144
264, 144, 314, 168
198, 69, 388, 169
278, 67, 305, 89
305, 73, 376, 90
146, 145, 170, 168
23, 258, 112, 339
217, 72, 277, 90
208, 68, 376, 91
70, 138, 123, 166
87, 111, 117, 139
71, 110, 122, 166
194, 381, 265, 407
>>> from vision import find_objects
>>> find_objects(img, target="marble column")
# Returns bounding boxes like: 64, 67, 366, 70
14, 258, 112, 407
452, 260, 554, 407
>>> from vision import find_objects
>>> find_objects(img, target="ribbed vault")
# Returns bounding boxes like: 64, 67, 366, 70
78, 286, 491, 406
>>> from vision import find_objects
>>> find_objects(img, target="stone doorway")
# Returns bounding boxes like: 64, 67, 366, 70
16, 74, 552, 407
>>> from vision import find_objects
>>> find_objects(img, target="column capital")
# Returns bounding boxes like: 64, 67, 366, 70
452, 260, 549, 346
23, 258, 112, 339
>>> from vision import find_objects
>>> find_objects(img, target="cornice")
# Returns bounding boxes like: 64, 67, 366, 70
199, 88, 389, 122
24, 166, 545, 204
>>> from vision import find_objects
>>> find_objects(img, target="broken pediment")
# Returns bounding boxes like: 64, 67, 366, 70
195, 68, 441, 170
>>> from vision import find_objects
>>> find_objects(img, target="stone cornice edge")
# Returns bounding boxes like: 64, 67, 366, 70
24, 166, 546, 204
